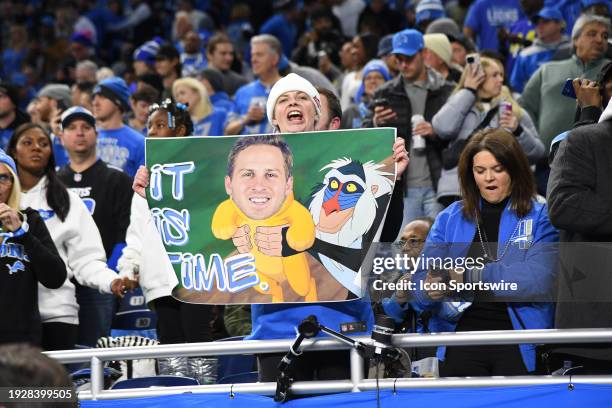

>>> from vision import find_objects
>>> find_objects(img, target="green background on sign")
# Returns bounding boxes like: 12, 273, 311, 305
145, 128, 396, 290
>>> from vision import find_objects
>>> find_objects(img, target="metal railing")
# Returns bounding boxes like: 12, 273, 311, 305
45, 328, 612, 401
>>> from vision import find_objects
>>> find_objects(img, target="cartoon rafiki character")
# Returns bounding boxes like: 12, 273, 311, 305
308, 158, 394, 295
211, 136, 317, 302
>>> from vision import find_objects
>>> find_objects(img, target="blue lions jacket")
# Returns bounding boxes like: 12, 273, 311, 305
387, 198, 559, 372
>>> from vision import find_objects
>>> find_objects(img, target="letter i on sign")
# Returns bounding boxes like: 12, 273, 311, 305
150, 164, 163, 201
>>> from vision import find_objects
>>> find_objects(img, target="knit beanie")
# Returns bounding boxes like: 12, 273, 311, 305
93, 77, 131, 112
424, 33, 452, 66
266, 73, 321, 126
0, 149, 17, 175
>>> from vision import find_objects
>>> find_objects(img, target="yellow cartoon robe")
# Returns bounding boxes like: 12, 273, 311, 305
211, 192, 317, 302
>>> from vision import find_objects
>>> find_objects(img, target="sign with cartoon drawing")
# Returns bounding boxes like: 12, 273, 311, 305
145, 128, 396, 304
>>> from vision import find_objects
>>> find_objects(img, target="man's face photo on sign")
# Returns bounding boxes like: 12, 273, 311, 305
224, 144, 293, 221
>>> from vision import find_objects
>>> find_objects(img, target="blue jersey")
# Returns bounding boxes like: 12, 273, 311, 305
510, 38, 569, 93
228, 80, 275, 135
181, 52, 207, 77
210, 92, 235, 113
464, 0, 523, 51
0, 129, 14, 152
193, 108, 228, 136
506, 17, 536, 76
97, 126, 145, 177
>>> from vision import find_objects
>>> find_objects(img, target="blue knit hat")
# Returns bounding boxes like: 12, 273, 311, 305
0, 149, 17, 175
416, 0, 446, 24
93, 77, 131, 112
133, 37, 163, 65
354, 59, 391, 104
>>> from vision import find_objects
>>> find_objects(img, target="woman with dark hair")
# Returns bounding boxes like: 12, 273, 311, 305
120, 100, 215, 383
8, 123, 133, 351
340, 33, 380, 110
411, 128, 558, 376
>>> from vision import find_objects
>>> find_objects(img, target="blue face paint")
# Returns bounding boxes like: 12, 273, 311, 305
337, 191, 363, 210
323, 178, 365, 211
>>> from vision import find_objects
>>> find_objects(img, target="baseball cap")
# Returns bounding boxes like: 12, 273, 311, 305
377, 34, 394, 58
60, 106, 96, 131
392, 29, 424, 57
535, 7, 564, 22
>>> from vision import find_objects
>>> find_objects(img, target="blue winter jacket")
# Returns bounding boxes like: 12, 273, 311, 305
394, 198, 559, 371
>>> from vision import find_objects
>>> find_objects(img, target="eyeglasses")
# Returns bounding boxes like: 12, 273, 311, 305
394, 238, 425, 249
0, 174, 13, 185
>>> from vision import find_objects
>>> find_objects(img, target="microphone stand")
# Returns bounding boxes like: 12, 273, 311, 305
274, 315, 402, 403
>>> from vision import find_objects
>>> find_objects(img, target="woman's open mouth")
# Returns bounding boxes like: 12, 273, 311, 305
287, 110, 304, 122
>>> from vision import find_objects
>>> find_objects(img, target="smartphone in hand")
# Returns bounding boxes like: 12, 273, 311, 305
561, 78, 577, 99
466, 53, 483, 76
373, 98, 390, 109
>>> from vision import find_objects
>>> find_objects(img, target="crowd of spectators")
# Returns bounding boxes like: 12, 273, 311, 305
1, 0, 612, 381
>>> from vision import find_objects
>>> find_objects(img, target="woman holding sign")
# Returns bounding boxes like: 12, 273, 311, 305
410, 128, 558, 376
248, 74, 408, 381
